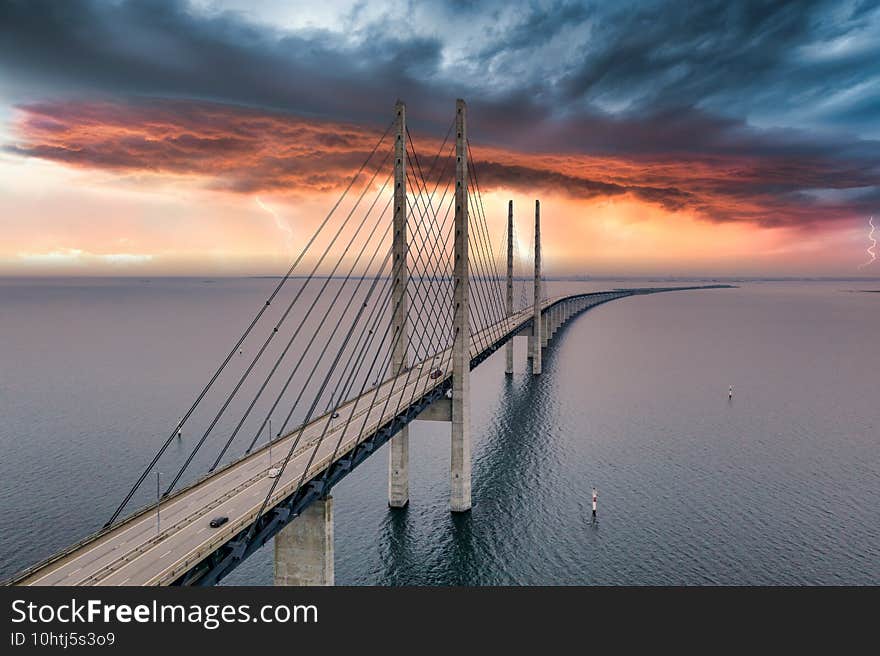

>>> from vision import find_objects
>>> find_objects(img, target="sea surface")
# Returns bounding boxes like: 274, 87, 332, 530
1, 277, 878, 585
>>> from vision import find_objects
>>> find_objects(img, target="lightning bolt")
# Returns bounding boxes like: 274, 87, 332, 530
255, 196, 294, 254
859, 216, 876, 269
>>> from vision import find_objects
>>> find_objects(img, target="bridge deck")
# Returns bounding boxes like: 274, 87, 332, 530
15, 292, 627, 586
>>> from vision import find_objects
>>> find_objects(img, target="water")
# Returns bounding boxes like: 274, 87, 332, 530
1, 277, 878, 585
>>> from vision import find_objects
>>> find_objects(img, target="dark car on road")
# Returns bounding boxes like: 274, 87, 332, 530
209, 516, 229, 528
429, 368, 443, 379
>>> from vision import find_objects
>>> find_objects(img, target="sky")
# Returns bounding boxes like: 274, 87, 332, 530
0, 0, 878, 277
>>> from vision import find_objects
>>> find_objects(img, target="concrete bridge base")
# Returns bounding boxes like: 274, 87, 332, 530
388, 429, 409, 508
274, 496, 334, 586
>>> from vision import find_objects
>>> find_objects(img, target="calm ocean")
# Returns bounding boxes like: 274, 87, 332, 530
1, 277, 877, 584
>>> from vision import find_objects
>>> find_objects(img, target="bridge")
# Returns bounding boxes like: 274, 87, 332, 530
5, 100, 730, 587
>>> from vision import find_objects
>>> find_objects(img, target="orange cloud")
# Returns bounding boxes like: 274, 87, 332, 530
6, 98, 878, 237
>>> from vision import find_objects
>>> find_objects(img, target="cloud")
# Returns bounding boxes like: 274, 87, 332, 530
6, 99, 385, 193
1, 0, 878, 231
8, 98, 879, 230
0, 0, 441, 128
2, 0, 880, 143
14, 248, 154, 266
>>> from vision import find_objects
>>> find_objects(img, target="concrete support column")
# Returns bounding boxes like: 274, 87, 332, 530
450, 99, 472, 513
541, 311, 549, 347
531, 200, 542, 374
389, 100, 410, 508
504, 200, 514, 375
274, 496, 334, 586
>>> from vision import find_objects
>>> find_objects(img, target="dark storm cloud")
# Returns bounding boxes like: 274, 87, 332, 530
3, 0, 875, 146
0, 0, 444, 126
1, 0, 878, 226
558, 1, 824, 106
471, 160, 695, 212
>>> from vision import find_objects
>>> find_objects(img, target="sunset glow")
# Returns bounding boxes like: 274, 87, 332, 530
1, 0, 878, 276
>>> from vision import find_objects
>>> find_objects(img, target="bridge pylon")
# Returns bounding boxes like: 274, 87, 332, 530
388, 99, 410, 509
450, 98, 472, 512
531, 200, 542, 374
505, 200, 515, 375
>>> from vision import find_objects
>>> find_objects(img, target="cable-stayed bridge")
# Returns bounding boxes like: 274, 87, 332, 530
5, 100, 730, 587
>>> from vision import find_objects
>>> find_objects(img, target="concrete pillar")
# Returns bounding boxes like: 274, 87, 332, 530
541, 311, 549, 347
505, 200, 514, 375
451, 99, 472, 513
274, 496, 334, 586
532, 200, 542, 374
389, 101, 409, 508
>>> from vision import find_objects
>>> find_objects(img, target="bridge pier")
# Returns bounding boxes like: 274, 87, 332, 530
274, 496, 334, 586
450, 99, 472, 512
531, 200, 542, 375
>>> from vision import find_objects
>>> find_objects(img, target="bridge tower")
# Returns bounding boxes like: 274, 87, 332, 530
531, 200, 542, 374
388, 100, 410, 509
450, 98, 472, 512
505, 200, 514, 375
